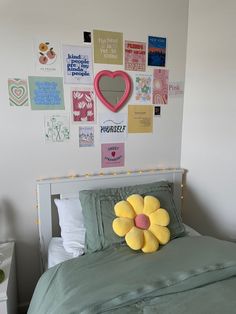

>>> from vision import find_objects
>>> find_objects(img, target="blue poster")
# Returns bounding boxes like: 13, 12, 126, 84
148, 36, 166, 67
28, 76, 64, 110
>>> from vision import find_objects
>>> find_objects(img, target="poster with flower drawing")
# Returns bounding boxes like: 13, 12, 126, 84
135, 74, 152, 103
44, 115, 70, 143
71, 89, 95, 123
34, 39, 61, 73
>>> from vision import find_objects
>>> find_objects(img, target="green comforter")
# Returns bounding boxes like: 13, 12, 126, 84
28, 236, 236, 314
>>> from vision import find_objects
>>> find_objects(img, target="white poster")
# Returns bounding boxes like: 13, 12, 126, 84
34, 39, 61, 73
169, 81, 184, 97
99, 113, 127, 143
44, 115, 70, 143
62, 45, 93, 84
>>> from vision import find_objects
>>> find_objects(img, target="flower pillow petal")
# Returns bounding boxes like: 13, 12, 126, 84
112, 194, 170, 253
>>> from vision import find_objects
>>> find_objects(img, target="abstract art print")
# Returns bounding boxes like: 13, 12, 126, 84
152, 68, 168, 104
148, 36, 166, 67
8, 78, 29, 106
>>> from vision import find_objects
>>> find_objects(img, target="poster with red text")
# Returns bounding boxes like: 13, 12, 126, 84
152, 68, 169, 104
125, 41, 146, 71
101, 143, 125, 168
71, 89, 95, 123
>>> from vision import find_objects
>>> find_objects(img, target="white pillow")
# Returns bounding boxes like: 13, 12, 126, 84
54, 198, 86, 257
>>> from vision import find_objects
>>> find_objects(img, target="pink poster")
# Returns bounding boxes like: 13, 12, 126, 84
152, 68, 169, 104
101, 143, 125, 168
125, 41, 146, 72
71, 89, 95, 122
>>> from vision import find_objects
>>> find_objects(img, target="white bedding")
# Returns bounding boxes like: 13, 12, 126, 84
48, 224, 200, 269
48, 237, 83, 269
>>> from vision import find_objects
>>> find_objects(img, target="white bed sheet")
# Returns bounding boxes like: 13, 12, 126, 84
48, 237, 79, 269
47, 224, 200, 269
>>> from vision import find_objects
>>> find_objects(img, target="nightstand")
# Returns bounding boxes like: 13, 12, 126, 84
0, 242, 17, 314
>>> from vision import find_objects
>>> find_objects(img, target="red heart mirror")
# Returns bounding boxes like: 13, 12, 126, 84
94, 70, 132, 112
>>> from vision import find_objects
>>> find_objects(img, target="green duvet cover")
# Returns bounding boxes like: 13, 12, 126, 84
28, 236, 236, 314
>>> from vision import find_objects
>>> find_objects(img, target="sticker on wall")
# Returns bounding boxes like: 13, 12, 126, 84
29, 76, 64, 110
79, 126, 94, 147
99, 113, 127, 143
62, 45, 93, 84
34, 40, 61, 73
93, 29, 123, 65
134, 74, 152, 103
125, 40, 146, 71
148, 36, 166, 67
154, 106, 161, 116
8, 78, 29, 106
101, 143, 125, 168
152, 69, 168, 104
169, 81, 184, 97
71, 88, 95, 123
44, 115, 70, 143
128, 105, 153, 133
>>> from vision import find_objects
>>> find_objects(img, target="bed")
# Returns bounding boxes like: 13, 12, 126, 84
28, 169, 236, 314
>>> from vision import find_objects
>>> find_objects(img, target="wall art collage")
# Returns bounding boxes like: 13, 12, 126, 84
7, 30, 184, 168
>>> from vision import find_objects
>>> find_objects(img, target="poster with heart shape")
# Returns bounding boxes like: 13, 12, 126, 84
8, 78, 29, 106
101, 143, 124, 168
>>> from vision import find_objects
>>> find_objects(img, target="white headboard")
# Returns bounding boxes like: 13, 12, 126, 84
36, 168, 184, 271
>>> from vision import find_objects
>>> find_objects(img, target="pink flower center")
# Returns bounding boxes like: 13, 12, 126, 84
134, 214, 150, 230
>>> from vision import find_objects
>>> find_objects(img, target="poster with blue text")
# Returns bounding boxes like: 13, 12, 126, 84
63, 45, 93, 84
148, 36, 166, 67
99, 112, 127, 143
29, 76, 64, 110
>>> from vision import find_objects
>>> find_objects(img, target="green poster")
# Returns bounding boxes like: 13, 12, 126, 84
93, 30, 123, 65
28, 76, 64, 110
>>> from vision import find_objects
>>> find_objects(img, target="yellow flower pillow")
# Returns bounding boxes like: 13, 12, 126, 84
112, 194, 170, 253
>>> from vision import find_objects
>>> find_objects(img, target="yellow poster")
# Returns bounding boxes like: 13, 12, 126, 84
93, 29, 123, 65
128, 105, 153, 133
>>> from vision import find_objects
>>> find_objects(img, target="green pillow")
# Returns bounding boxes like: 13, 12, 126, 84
79, 181, 185, 253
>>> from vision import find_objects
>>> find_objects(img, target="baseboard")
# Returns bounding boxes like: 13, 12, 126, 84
18, 301, 29, 314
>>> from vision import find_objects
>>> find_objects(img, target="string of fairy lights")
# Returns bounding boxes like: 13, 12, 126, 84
36, 167, 184, 182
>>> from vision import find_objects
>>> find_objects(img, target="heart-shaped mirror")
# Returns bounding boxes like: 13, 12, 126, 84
94, 70, 132, 112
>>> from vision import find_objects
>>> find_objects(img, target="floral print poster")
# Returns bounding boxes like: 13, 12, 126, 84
71, 89, 95, 123
134, 74, 152, 103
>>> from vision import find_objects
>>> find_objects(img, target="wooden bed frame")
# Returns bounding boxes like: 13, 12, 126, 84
36, 168, 184, 271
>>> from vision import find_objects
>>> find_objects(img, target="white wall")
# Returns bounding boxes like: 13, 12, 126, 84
0, 0, 189, 309
182, 0, 236, 240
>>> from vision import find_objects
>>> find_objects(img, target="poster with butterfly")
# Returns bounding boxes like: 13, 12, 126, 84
8, 78, 29, 106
